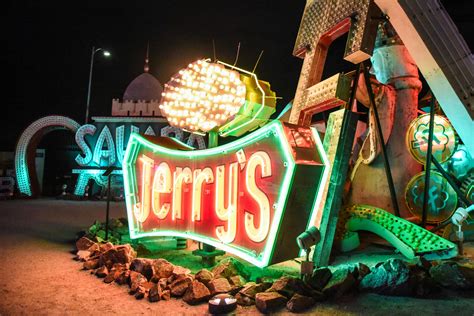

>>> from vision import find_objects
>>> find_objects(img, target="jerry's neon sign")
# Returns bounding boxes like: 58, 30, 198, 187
123, 120, 328, 267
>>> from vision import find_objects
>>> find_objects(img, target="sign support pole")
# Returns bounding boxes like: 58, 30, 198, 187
192, 130, 225, 266
421, 96, 436, 227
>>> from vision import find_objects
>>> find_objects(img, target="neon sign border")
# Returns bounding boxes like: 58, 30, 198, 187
122, 120, 327, 267
298, 126, 331, 256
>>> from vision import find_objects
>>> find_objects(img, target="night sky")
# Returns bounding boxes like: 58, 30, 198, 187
3, 0, 473, 151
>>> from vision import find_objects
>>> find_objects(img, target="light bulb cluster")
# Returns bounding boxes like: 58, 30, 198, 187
159, 59, 246, 133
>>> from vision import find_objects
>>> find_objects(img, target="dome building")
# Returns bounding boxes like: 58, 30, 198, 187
112, 49, 163, 116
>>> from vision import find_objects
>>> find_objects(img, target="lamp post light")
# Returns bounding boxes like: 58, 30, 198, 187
85, 46, 111, 124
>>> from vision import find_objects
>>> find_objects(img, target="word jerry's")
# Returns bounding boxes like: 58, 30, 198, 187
133, 150, 274, 244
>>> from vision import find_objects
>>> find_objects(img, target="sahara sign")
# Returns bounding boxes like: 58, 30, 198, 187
123, 120, 328, 267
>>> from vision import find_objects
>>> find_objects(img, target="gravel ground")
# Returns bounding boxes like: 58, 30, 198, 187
0, 198, 473, 315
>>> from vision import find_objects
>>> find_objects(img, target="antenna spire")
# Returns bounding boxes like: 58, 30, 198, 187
144, 41, 150, 73
233, 42, 241, 67
252, 50, 264, 73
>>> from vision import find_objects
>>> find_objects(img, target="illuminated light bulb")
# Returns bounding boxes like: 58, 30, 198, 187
159, 59, 246, 133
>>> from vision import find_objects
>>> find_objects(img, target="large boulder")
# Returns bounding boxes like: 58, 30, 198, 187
359, 259, 411, 296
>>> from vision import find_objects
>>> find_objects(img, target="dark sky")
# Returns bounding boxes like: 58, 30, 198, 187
3, 0, 473, 151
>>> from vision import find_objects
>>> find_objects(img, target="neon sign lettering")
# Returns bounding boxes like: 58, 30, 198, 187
123, 120, 328, 267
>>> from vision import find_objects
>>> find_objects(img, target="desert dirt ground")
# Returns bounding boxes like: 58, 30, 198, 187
0, 198, 473, 315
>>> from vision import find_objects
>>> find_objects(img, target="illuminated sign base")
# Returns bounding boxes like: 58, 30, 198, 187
123, 120, 328, 267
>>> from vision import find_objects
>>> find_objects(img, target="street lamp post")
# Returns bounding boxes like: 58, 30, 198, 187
85, 46, 111, 124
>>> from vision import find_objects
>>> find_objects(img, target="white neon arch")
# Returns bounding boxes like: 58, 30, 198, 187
15, 115, 81, 196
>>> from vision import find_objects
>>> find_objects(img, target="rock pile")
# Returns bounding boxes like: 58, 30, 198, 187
75, 237, 474, 314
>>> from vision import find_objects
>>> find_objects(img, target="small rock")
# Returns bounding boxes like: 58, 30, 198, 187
360, 259, 411, 296
99, 242, 114, 253
129, 271, 147, 294
459, 264, 474, 288
86, 243, 100, 255
255, 276, 274, 284
99, 249, 118, 269
134, 282, 153, 300
229, 285, 244, 296
357, 263, 371, 280
169, 275, 193, 297
255, 292, 287, 313
158, 277, 168, 290
95, 266, 108, 278
166, 274, 176, 284
173, 265, 191, 276
409, 265, 438, 297
212, 258, 247, 279
323, 267, 356, 298
267, 276, 299, 298
104, 264, 127, 284
149, 283, 162, 302
161, 289, 171, 300
229, 275, 246, 287
115, 270, 131, 285
76, 237, 96, 251
195, 269, 214, 285
286, 293, 315, 313
115, 244, 137, 263
99, 244, 135, 269
429, 262, 472, 290
83, 258, 100, 270
207, 277, 232, 295
134, 286, 146, 300
183, 280, 211, 305
103, 274, 114, 283
130, 258, 154, 280
418, 257, 432, 271
239, 282, 271, 299
306, 267, 332, 291
152, 259, 175, 280
76, 250, 91, 261
235, 292, 255, 306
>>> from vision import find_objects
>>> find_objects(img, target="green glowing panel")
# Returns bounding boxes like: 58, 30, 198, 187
339, 204, 458, 260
